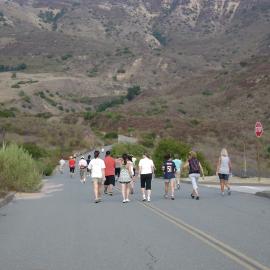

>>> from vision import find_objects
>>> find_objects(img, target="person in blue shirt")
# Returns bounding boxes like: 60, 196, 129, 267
173, 154, 182, 190
162, 154, 176, 200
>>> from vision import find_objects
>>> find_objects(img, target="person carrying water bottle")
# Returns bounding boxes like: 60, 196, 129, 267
183, 151, 204, 200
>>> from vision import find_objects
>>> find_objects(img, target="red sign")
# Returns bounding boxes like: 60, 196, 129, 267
255, 122, 263, 138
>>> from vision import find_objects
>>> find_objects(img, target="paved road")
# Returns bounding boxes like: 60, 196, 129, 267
0, 160, 270, 270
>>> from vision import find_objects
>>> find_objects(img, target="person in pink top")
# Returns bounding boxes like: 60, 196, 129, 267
104, 151, 116, 196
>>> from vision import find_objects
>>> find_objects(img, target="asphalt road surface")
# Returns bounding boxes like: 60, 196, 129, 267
0, 157, 270, 270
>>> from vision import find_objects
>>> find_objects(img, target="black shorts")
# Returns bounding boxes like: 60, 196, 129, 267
140, 174, 152, 190
115, 168, 120, 177
104, 175, 116, 186
70, 167, 75, 173
218, 173, 229, 181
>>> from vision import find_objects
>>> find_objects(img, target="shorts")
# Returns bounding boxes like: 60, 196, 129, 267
70, 167, 75, 173
80, 169, 86, 179
115, 168, 120, 177
104, 175, 116, 186
92, 178, 104, 184
140, 174, 152, 190
164, 178, 175, 183
218, 174, 229, 181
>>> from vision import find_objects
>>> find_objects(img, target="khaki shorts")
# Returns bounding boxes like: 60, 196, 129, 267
164, 178, 175, 183
92, 177, 103, 184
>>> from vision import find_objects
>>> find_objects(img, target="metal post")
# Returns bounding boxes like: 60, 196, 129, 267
256, 139, 261, 182
243, 141, 247, 178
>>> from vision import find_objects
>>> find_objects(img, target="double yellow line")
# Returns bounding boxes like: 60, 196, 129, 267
114, 186, 269, 270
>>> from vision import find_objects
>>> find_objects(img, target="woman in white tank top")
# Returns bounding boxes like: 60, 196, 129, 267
216, 148, 232, 196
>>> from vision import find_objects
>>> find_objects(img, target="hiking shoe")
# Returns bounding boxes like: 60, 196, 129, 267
164, 194, 169, 199
177, 184, 180, 190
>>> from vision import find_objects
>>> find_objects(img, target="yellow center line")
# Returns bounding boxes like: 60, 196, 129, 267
114, 186, 269, 270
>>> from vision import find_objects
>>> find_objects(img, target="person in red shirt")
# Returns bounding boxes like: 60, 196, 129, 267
104, 151, 116, 195
69, 156, 76, 178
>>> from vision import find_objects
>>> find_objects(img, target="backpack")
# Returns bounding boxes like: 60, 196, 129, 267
189, 158, 200, 173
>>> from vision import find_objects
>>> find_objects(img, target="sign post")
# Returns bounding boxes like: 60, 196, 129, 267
255, 122, 263, 182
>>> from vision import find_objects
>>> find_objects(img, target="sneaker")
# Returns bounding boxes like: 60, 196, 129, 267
104, 190, 108, 194
191, 194, 195, 199
164, 194, 168, 199
126, 198, 130, 202
177, 184, 180, 190
227, 188, 231, 195
122, 199, 126, 203
98, 198, 102, 202
142, 195, 146, 201
108, 192, 113, 196
171, 196, 175, 200
221, 192, 225, 196
147, 197, 151, 202
196, 196, 200, 200
94, 199, 99, 203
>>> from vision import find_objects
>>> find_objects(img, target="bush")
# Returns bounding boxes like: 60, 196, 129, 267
152, 138, 190, 177
104, 132, 118, 139
0, 144, 41, 192
140, 132, 156, 148
126, 85, 141, 101
21, 142, 47, 159
0, 110, 15, 118
152, 138, 213, 176
111, 143, 147, 160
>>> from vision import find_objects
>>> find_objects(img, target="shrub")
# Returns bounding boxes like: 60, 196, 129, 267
140, 132, 156, 148
0, 144, 41, 192
126, 85, 141, 101
111, 143, 146, 159
104, 132, 118, 139
153, 138, 190, 176
84, 111, 96, 120
0, 110, 15, 118
21, 142, 47, 159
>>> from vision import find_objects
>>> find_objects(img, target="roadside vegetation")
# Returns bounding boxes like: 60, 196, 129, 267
0, 144, 41, 193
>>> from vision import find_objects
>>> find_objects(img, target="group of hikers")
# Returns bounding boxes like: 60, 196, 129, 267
59, 148, 232, 203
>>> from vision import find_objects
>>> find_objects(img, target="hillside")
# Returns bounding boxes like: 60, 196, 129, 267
0, 0, 269, 174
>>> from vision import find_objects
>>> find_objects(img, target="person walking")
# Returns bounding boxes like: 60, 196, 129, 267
128, 155, 136, 194
59, 157, 65, 174
173, 154, 182, 190
138, 154, 155, 202
69, 156, 76, 178
88, 150, 106, 203
118, 154, 133, 203
78, 156, 87, 183
86, 154, 91, 177
216, 148, 232, 196
104, 151, 116, 196
115, 156, 121, 181
183, 151, 204, 200
162, 154, 176, 200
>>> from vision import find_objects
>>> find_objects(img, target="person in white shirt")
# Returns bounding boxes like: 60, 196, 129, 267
216, 148, 232, 196
59, 157, 65, 174
138, 154, 155, 202
78, 156, 88, 183
88, 150, 106, 203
